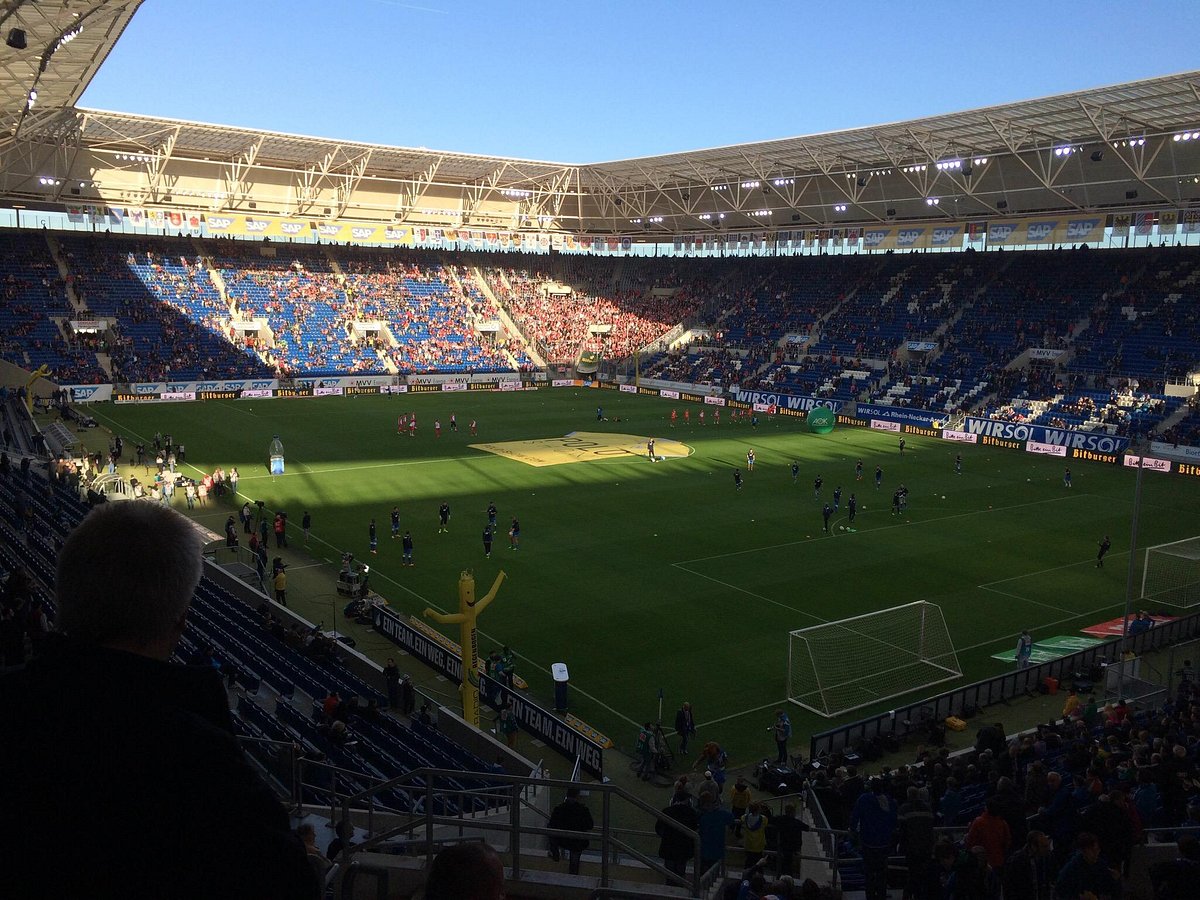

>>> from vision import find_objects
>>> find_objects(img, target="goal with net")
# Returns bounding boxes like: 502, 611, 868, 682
788, 601, 962, 718
1141, 537, 1200, 608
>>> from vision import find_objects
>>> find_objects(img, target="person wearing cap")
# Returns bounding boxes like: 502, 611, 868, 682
697, 769, 720, 808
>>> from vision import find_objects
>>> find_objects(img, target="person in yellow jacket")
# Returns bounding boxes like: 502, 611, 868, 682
739, 802, 769, 870
729, 777, 753, 837
1061, 689, 1081, 719
273, 568, 287, 607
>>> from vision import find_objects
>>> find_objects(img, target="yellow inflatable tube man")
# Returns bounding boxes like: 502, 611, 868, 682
423, 570, 506, 728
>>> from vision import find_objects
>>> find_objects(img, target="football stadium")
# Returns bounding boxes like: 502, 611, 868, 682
4, 2, 1200, 897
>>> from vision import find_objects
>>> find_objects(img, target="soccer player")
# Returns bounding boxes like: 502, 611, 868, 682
369, 518, 378, 555
1064, 467, 1073, 488
1096, 535, 1111, 568
733, 469, 743, 492
402, 530, 414, 566
684, 409, 690, 425
791, 462, 799, 484
434, 419, 441, 438
487, 501, 498, 527
509, 517, 521, 550
483, 524, 493, 559
470, 419, 477, 435
408, 417, 417, 437
891, 489, 902, 516
746, 449, 755, 472
438, 501, 451, 533
714, 409, 720, 426
847, 494, 857, 523
822, 503, 833, 533
302, 510, 311, 545
899, 437, 906, 454
899, 484, 909, 512
875, 465, 883, 490
390, 505, 401, 539
813, 475, 823, 500
955, 454, 962, 475
699, 409, 705, 425
596, 406, 603, 422
449, 413, 457, 432
647, 438, 656, 462
855, 459, 864, 481
833, 486, 842, 511
397, 414, 404, 435
670, 408, 677, 427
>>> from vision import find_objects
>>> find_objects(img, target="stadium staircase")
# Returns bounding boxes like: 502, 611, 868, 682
472, 267, 546, 367
44, 233, 87, 315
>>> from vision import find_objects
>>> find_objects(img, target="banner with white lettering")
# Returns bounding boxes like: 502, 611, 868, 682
732, 388, 844, 413
855, 402, 945, 428
963, 417, 1129, 453
371, 607, 604, 776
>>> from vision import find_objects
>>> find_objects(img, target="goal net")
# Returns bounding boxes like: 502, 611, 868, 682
788, 601, 962, 718
1141, 537, 1200, 608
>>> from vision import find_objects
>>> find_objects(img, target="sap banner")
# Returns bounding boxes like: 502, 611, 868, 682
65, 384, 113, 403
732, 389, 844, 413
963, 417, 1129, 453
855, 402, 945, 429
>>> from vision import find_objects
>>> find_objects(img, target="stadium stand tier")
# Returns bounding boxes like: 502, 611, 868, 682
4, 233, 1200, 438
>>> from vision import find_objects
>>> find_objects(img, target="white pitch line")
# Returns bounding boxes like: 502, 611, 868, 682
979, 550, 1131, 587
670, 565, 828, 624
978, 584, 1074, 614
696, 699, 789, 730
672, 495, 1079, 566
954, 599, 1126, 656
238, 455, 459, 481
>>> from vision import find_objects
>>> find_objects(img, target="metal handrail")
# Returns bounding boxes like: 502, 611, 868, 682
338, 768, 710, 897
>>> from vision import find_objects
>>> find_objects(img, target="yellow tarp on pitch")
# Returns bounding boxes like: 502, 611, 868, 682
470, 432, 691, 467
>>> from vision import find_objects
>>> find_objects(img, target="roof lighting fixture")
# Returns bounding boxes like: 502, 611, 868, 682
25, 89, 36, 109
1174, 131, 1200, 141
712, 184, 728, 192
630, 218, 641, 224
741, 180, 761, 189
972, 157, 989, 165
926, 197, 940, 206
648, 216, 663, 224
935, 160, 962, 171
772, 178, 794, 186
833, 204, 848, 213
751, 209, 772, 217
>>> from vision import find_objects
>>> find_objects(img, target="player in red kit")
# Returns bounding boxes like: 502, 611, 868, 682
670, 409, 677, 427
434, 420, 441, 438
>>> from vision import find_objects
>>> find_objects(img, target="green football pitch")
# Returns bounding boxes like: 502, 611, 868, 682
93, 390, 1198, 767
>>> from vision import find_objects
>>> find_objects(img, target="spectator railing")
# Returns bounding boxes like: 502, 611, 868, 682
810, 607, 1200, 759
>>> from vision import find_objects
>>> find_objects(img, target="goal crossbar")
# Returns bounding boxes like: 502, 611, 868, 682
787, 601, 962, 718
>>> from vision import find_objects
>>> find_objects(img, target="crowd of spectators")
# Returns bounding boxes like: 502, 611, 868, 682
805, 678, 1200, 899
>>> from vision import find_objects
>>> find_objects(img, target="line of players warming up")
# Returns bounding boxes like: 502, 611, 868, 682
729, 435, 1091, 545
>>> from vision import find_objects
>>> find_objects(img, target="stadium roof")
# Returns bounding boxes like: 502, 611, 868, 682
0, 2, 1198, 234
0, 0, 140, 144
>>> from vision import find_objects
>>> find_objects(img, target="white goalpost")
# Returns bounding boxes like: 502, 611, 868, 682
1141, 537, 1200, 608
787, 601, 962, 718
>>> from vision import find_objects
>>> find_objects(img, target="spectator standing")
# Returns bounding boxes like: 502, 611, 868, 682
767, 803, 808, 878
273, 565, 288, 607
383, 658, 400, 709
424, 841, 504, 900
657, 793, 701, 883
547, 787, 594, 875
399, 674, 416, 716
849, 778, 898, 900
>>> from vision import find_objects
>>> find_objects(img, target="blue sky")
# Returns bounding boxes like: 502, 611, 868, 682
80, 0, 1200, 163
